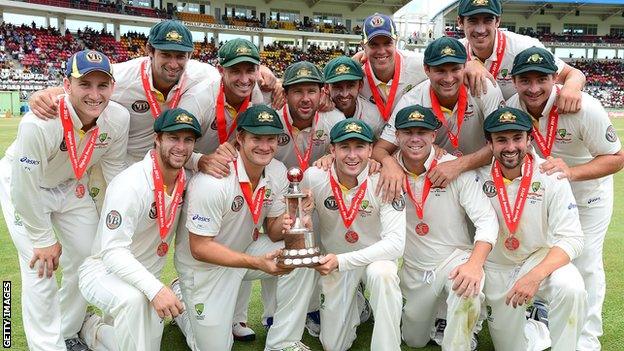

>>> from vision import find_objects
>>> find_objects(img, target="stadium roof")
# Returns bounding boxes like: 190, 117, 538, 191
432, 0, 624, 21
302, 0, 410, 12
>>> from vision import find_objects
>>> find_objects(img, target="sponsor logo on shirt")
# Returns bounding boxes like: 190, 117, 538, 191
587, 197, 600, 205
210, 119, 218, 131
568, 202, 578, 210
324, 196, 338, 210
278, 133, 291, 146
464, 103, 475, 120
149, 202, 157, 219
192, 214, 211, 222
89, 187, 100, 199
555, 128, 572, 144
131, 100, 150, 113
391, 195, 405, 211
59, 139, 68, 151
482, 180, 497, 197
528, 182, 544, 203
606, 125, 618, 143
14, 213, 23, 227
19, 156, 40, 165
106, 210, 122, 229
231, 195, 244, 212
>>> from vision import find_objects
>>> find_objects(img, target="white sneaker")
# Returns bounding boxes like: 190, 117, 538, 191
277, 341, 312, 351
431, 318, 446, 346
79, 312, 101, 350
305, 311, 321, 337
233, 321, 256, 341
356, 282, 372, 324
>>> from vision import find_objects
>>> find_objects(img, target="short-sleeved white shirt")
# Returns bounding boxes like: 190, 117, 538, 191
274, 107, 344, 169
301, 165, 406, 271
460, 30, 566, 100
398, 150, 499, 271
475, 152, 584, 266
381, 79, 504, 155
111, 58, 220, 163
360, 49, 428, 112
506, 86, 621, 205
176, 154, 287, 269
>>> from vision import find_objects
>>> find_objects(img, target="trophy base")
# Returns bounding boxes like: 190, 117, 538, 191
277, 247, 322, 268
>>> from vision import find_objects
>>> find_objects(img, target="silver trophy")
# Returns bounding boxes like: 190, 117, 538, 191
277, 167, 321, 268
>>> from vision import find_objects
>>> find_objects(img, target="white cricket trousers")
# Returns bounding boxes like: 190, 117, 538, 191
574, 193, 613, 351
319, 260, 402, 351
78, 258, 163, 351
400, 249, 483, 350
175, 235, 316, 351
0, 157, 97, 351
484, 249, 587, 351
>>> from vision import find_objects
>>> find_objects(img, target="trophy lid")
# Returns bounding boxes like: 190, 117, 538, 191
287, 167, 304, 183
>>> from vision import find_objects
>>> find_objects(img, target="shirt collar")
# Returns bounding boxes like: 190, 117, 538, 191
142, 151, 156, 190
331, 162, 369, 189
234, 153, 267, 188
396, 147, 435, 176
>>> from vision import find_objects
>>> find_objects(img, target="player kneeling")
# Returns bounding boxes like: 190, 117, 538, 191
78, 108, 201, 350
392, 105, 499, 350
301, 119, 406, 351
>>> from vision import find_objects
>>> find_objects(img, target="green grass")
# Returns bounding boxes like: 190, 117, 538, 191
1, 116, 624, 350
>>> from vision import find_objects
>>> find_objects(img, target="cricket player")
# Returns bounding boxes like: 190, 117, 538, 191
301, 118, 406, 351
0, 50, 129, 351
374, 36, 504, 202
456, 0, 586, 109
476, 107, 587, 351
323, 56, 385, 137
78, 108, 201, 351
173, 105, 316, 351
174, 37, 267, 341
392, 104, 499, 350
506, 46, 624, 350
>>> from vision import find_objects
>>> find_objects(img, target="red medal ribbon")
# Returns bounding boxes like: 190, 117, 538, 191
531, 87, 561, 157
216, 82, 251, 144
467, 30, 507, 78
59, 98, 99, 180
140, 59, 185, 119
491, 154, 534, 237
404, 159, 438, 220
364, 52, 402, 121
430, 85, 468, 149
233, 160, 266, 224
282, 106, 320, 171
150, 150, 185, 248
329, 170, 368, 229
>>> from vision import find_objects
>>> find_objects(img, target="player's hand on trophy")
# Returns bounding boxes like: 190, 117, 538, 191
29, 87, 63, 120
315, 254, 339, 275
313, 154, 335, 170
540, 156, 574, 180
284, 189, 314, 230
198, 142, 237, 178
427, 159, 462, 188
258, 249, 294, 276
376, 156, 406, 203
464, 59, 497, 98
557, 84, 582, 114
449, 261, 483, 298
151, 286, 185, 319
29, 242, 62, 278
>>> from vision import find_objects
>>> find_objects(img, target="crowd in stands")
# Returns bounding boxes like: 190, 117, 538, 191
1, 21, 622, 108
26, 0, 169, 19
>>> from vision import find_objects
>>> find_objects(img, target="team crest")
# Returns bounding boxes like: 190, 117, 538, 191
278, 133, 291, 146
500, 69, 508, 78
132, 100, 150, 113
99, 133, 108, 142
315, 129, 325, 139
85, 51, 103, 63
149, 202, 157, 219
392, 195, 406, 211
606, 125, 618, 143
324, 196, 338, 210
531, 182, 541, 193
473, 0, 488, 6
360, 200, 369, 210
106, 210, 122, 229
236, 46, 251, 55
175, 113, 194, 124
166, 30, 183, 43
482, 180, 497, 197
257, 111, 273, 122
264, 188, 272, 199
89, 187, 100, 198
344, 122, 362, 133
296, 67, 312, 77
441, 46, 456, 56
558, 128, 567, 138
335, 64, 350, 75
527, 54, 543, 63
370, 15, 385, 27
498, 111, 516, 123
195, 303, 204, 320
408, 111, 425, 121
231, 195, 244, 212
